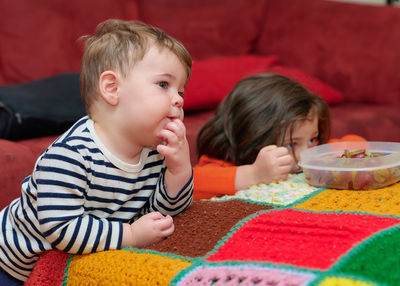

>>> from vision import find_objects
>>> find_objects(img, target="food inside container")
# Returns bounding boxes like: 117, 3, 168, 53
298, 141, 400, 190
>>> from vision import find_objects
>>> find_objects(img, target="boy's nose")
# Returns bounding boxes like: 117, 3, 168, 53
172, 93, 184, 107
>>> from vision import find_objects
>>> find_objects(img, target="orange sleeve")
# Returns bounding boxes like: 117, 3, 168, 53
328, 134, 367, 143
193, 155, 237, 200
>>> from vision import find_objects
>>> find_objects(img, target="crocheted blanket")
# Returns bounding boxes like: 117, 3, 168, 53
26, 175, 400, 286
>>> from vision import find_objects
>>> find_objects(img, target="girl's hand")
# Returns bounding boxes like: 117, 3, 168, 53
235, 145, 294, 190
122, 212, 174, 248
156, 118, 192, 197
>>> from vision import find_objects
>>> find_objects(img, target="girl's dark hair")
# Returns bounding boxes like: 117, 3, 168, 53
196, 73, 330, 165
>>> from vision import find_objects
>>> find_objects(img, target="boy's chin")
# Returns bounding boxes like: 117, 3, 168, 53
147, 139, 166, 149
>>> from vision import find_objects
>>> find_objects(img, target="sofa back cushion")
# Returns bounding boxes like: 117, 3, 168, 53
256, 0, 400, 105
184, 55, 280, 111
0, 0, 139, 85
137, 0, 267, 59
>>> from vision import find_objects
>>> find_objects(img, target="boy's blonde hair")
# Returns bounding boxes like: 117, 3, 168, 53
80, 19, 192, 113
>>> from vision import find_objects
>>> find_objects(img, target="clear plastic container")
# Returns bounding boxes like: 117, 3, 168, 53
298, 141, 400, 190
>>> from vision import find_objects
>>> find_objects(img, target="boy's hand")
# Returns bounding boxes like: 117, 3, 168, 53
235, 145, 294, 190
156, 118, 192, 196
156, 118, 191, 174
122, 212, 174, 248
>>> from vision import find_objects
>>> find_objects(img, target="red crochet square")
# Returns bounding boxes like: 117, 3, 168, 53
25, 249, 70, 286
207, 209, 400, 270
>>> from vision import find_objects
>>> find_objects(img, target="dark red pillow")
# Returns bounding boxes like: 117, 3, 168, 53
267, 65, 344, 104
183, 55, 280, 111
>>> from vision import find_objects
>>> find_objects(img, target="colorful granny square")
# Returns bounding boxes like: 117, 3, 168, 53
295, 182, 400, 216
25, 249, 70, 286
65, 250, 190, 285
146, 200, 272, 257
212, 173, 323, 206
316, 276, 377, 286
174, 264, 316, 286
207, 209, 400, 270
333, 225, 400, 285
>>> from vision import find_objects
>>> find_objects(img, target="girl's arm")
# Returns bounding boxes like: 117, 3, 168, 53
193, 156, 237, 200
194, 145, 294, 199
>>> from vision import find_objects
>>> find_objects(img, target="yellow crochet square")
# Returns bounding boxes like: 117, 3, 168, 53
65, 250, 191, 286
317, 277, 376, 286
295, 182, 400, 216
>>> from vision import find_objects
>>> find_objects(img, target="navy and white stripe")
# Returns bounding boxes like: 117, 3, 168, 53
0, 116, 193, 281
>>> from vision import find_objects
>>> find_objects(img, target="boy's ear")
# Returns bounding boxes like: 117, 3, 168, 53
99, 71, 119, 106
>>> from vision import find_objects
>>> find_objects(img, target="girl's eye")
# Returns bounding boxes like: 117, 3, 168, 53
158, 81, 168, 89
285, 143, 295, 150
308, 137, 318, 146
178, 91, 184, 98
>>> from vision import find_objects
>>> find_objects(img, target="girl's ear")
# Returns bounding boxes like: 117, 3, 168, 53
99, 71, 119, 106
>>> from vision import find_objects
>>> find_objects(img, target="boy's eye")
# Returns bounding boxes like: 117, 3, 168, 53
158, 81, 168, 89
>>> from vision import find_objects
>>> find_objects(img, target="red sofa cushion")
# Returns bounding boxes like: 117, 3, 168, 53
137, 0, 267, 59
184, 55, 280, 111
183, 55, 344, 112
0, 0, 139, 85
183, 110, 215, 166
256, 0, 400, 105
0, 135, 57, 209
0, 140, 36, 208
266, 65, 344, 104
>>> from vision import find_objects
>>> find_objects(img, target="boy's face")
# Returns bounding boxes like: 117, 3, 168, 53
116, 45, 187, 148
281, 115, 319, 172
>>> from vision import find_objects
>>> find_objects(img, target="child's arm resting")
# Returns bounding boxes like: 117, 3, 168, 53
145, 167, 193, 217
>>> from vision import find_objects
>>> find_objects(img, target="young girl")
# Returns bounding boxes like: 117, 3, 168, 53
193, 73, 331, 200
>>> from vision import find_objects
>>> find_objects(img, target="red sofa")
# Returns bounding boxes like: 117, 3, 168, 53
1, 0, 400, 209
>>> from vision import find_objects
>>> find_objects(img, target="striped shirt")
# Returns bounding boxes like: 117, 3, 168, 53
0, 116, 193, 281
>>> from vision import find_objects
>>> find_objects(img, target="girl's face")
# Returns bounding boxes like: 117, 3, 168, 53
281, 115, 319, 172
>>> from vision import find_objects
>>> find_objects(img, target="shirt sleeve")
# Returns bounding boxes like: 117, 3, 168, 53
193, 156, 237, 200
145, 167, 193, 217
35, 142, 123, 254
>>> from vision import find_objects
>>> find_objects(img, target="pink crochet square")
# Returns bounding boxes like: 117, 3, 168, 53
177, 265, 315, 286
